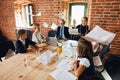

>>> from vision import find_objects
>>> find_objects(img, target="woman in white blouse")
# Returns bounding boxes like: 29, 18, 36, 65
32, 23, 44, 44
73, 38, 100, 80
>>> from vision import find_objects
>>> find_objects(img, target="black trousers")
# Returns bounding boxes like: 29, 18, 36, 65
0, 40, 15, 60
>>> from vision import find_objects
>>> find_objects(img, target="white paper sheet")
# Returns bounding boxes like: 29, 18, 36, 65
28, 12, 41, 16
36, 50, 52, 65
93, 55, 102, 66
82, 25, 116, 45
43, 22, 48, 28
50, 69, 77, 80
56, 59, 73, 71
69, 29, 79, 34
51, 23, 57, 30
55, 13, 66, 19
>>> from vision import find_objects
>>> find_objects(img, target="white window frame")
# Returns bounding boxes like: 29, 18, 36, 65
15, 4, 33, 28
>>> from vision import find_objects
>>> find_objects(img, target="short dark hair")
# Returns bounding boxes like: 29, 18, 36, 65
17, 29, 26, 39
60, 19, 65, 24
83, 17, 88, 21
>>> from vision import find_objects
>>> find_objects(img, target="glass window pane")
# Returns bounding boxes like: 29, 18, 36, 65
69, 3, 87, 27
71, 5, 85, 26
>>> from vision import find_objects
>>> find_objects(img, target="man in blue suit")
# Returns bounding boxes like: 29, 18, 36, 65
56, 19, 70, 39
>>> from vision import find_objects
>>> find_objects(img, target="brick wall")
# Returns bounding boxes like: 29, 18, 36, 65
90, 0, 120, 54
0, 0, 16, 40
31, 0, 62, 36
0, 0, 120, 54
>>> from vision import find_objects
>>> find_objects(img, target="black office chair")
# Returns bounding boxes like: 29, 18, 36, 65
100, 44, 111, 59
26, 30, 33, 40
48, 30, 57, 37
94, 44, 111, 80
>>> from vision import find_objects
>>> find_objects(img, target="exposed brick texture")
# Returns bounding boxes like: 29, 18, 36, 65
90, 0, 120, 54
0, 0, 120, 54
0, 0, 16, 40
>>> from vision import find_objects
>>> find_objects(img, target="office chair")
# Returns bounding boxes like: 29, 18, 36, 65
95, 44, 111, 80
48, 30, 57, 37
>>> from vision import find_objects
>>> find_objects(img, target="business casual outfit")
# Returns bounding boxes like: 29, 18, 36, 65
56, 26, 70, 39
32, 32, 44, 44
77, 57, 99, 80
77, 38, 101, 80
15, 38, 36, 53
76, 24, 89, 36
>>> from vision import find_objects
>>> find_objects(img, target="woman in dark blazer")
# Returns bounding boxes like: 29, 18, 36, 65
76, 17, 89, 36
15, 29, 40, 53
56, 19, 70, 39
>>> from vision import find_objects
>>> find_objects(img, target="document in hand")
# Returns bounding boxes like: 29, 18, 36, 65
50, 69, 77, 80
82, 25, 116, 45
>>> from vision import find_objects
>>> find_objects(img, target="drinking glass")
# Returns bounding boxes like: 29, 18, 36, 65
57, 46, 62, 54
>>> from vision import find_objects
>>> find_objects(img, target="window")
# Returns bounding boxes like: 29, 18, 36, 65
24, 4, 33, 26
15, 4, 33, 28
69, 3, 88, 27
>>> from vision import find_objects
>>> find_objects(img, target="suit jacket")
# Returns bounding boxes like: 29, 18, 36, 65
76, 24, 89, 36
16, 38, 36, 53
56, 26, 70, 39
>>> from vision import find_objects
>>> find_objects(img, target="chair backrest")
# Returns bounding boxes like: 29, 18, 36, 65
48, 30, 57, 37
26, 30, 33, 40
100, 44, 110, 59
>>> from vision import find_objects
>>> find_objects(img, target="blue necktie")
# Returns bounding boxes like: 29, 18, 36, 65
60, 27, 63, 38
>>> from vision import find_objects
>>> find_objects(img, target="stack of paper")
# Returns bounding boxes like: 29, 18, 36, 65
56, 59, 73, 71
50, 69, 77, 80
82, 25, 116, 45
36, 50, 52, 65
50, 59, 77, 80
36, 50, 59, 65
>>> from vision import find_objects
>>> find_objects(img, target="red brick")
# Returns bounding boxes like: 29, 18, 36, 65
90, 0, 120, 54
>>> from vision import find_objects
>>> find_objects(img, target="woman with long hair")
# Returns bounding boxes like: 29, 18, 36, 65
73, 38, 100, 80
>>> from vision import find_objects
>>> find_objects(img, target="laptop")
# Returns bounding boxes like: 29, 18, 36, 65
46, 37, 58, 46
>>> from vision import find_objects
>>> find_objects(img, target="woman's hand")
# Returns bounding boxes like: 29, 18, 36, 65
73, 60, 78, 71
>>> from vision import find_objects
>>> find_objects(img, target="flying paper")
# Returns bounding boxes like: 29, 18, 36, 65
55, 13, 66, 19
28, 12, 41, 16
51, 23, 57, 30
82, 25, 116, 45
43, 22, 48, 28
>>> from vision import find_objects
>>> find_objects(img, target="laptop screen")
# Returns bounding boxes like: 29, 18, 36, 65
46, 37, 57, 46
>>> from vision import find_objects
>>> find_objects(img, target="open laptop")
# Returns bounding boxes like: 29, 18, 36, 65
46, 37, 58, 46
